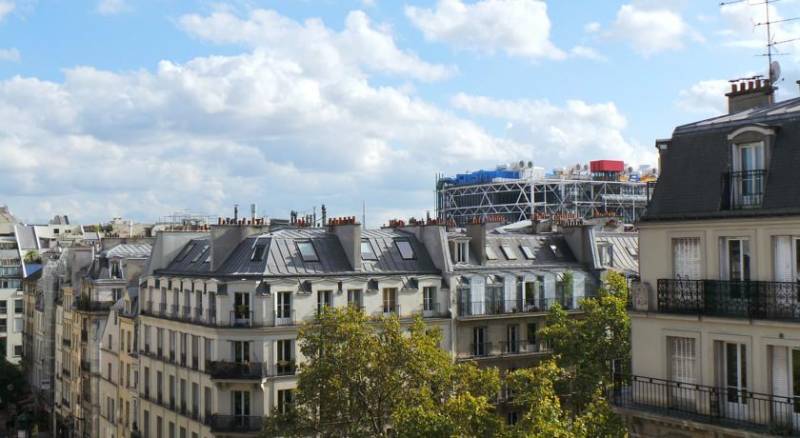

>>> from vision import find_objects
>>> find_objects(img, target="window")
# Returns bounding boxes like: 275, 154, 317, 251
232, 390, 251, 418
500, 245, 517, 260
276, 339, 294, 375
176, 244, 194, 262
276, 292, 292, 321
361, 240, 377, 261
347, 289, 362, 308
395, 240, 415, 260
721, 342, 747, 405
527, 323, 537, 347
520, 245, 535, 260
383, 288, 398, 314
423, 287, 436, 313
205, 386, 212, 418
13, 317, 22, 333
250, 243, 266, 262
724, 238, 751, 282
14, 299, 22, 313
317, 290, 332, 315
277, 389, 294, 414
673, 238, 701, 280
0, 301, 6, 314
485, 246, 497, 260
234, 292, 250, 320
234, 341, 250, 363
13, 344, 22, 356
472, 327, 487, 356
507, 412, 519, 426
669, 337, 696, 386
453, 241, 468, 263
296, 241, 319, 262
192, 245, 209, 263
506, 325, 519, 353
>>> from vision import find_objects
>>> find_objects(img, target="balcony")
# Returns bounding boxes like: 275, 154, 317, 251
207, 361, 265, 380
458, 298, 574, 318
722, 170, 767, 210
382, 304, 401, 317
274, 309, 296, 327
499, 340, 550, 356
469, 342, 492, 358
657, 279, 800, 321
230, 310, 255, 328
275, 360, 296, 376
611, 374, 799, 436
207, 415, 263, 434
422, 302, 450, 318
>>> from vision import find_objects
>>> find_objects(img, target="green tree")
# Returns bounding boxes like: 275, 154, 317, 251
0, 356, 26, 408
504, 360, 626, 438
540, 271, 630, 410
263, 306, 501, 437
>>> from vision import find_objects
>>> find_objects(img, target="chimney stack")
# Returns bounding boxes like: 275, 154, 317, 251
328, 217, 362, 271
726, 78, 774, 114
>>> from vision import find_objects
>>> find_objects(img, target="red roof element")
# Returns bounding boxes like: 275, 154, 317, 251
590, 160, 624, 173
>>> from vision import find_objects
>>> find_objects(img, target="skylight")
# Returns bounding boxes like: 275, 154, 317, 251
500, 245, 517, 260
520, 245, 535, 260
361, 240, 377, 261
297, 241, 319, 262
176, 243, 195, 262
192, 245, 210, 263
485, 246, 497, 260
395, 240, 415, 260
250, 243, 267, 262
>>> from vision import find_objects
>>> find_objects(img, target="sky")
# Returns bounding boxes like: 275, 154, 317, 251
1, 0, 799, 227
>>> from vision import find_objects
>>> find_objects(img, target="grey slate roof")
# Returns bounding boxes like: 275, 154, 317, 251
594, 232, 639, 277
162, 227, 438, 277
103, 243, 152, 259
453, 230, 579, 270
644, 96, 800, 221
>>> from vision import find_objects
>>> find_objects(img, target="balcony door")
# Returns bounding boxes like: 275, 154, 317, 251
717, 341, 748, 420
735, 142, 765, 206
672, 238, 701, 280
667, 336, 696, 410
234, 292, 250, 323
720, 238, 751, 316
233, 341, 250, 364
773, 237, 800, 318
232, 390, 250, 424
276, 292, 292, 325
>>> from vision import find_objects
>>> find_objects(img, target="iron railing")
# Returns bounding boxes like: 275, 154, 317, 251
382, 304, 401, 316
722, 170, 767, 210
499, 340, 549, 355
469, 342, 493, 357
206, 361, 265, 380
611, 374, 799, 436
207, 415, 263, 433
657, 279, 800, 321
458, 298, 574, 317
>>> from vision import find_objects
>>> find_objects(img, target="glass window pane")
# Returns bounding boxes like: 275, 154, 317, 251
520, 246, 535, 260
485, 246, 497, 260
501, 245, 517, 260
395, 240, 415, 260
297, 242, 319, 262
361, 240, 377, 260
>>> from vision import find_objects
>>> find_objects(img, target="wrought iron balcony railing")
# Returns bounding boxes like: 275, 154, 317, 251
722, 170, 767, 210
611, 374, 799, 435
207, 361, 265, 380
207, 415, 263, 433
657, 279, 800, 321
458, 298, 574, 317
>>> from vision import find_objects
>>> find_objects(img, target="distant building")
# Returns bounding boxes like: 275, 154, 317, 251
0, 206, 26, 364
436, 160, 656, 226
616, 78, 800, 436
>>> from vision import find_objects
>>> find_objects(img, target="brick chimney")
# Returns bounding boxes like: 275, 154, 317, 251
726, 78, 774, 114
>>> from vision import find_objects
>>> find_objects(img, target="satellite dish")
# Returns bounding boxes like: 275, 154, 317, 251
770, 61, 782, 84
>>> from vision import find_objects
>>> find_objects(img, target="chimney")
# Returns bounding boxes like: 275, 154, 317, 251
465, 219, 487, 266
209, 221, 269, 271
328, 217, 362, 271
726, 78, 774, 114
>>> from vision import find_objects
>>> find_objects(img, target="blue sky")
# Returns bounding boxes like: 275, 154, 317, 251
1, 0, 798, 226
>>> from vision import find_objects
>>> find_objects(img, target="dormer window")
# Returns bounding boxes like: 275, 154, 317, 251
110, 261, 122, 279
394, 240, 415, 260
500, 245, 517, 260
250, 243, 266, 262
520, 245, 535, 260
485, 246, 497, 260
453, 241, 468, 264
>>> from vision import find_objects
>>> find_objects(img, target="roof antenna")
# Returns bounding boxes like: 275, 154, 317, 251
720, 0, 794, 86
362, 200, 366, 230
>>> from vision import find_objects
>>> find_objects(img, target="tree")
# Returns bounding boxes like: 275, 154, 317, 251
504, 360, 626, 438
539, 271, 630, 410
0, 356, 26, 408
263, 306, 501, 437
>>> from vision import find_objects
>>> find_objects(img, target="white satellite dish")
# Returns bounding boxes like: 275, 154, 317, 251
770, 60, 782, 84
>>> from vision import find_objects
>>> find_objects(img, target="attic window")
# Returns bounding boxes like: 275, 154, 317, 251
193, 245, 209, 263
361, 240, 377, 261
395, 240, 415, 260
250, 243, 266, 262
500, 245, 517, 260
297, 241, 319, 262
176, 243, 195, 262
485, 246, 497, 260
520, 245, 535, 260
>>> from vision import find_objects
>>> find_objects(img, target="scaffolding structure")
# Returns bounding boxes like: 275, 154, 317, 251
436, 177, 653, 226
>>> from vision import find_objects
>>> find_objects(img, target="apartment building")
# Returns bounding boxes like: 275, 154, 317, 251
54, 242, 151, 438
98, 287, 141, 438
616, 79, 800, 436
0, 206, 26, 364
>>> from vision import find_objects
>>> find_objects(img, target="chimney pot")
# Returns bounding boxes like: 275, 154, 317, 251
731, 83, 738, 93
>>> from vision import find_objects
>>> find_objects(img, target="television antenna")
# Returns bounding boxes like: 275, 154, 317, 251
719, 0, 795, 85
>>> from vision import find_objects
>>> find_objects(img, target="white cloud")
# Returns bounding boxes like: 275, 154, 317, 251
570, 45, 606, 62
96, 0, 128, 15
676, 79, 730, 116
611, 3, 702, 57
584, 21, 601, 34
405, 0, 565, 60
451, 93, 655, 167
179, 9, 455, 82
0, 1, 14, 21
0, 8, 528, 226
0, 48, 19, 62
